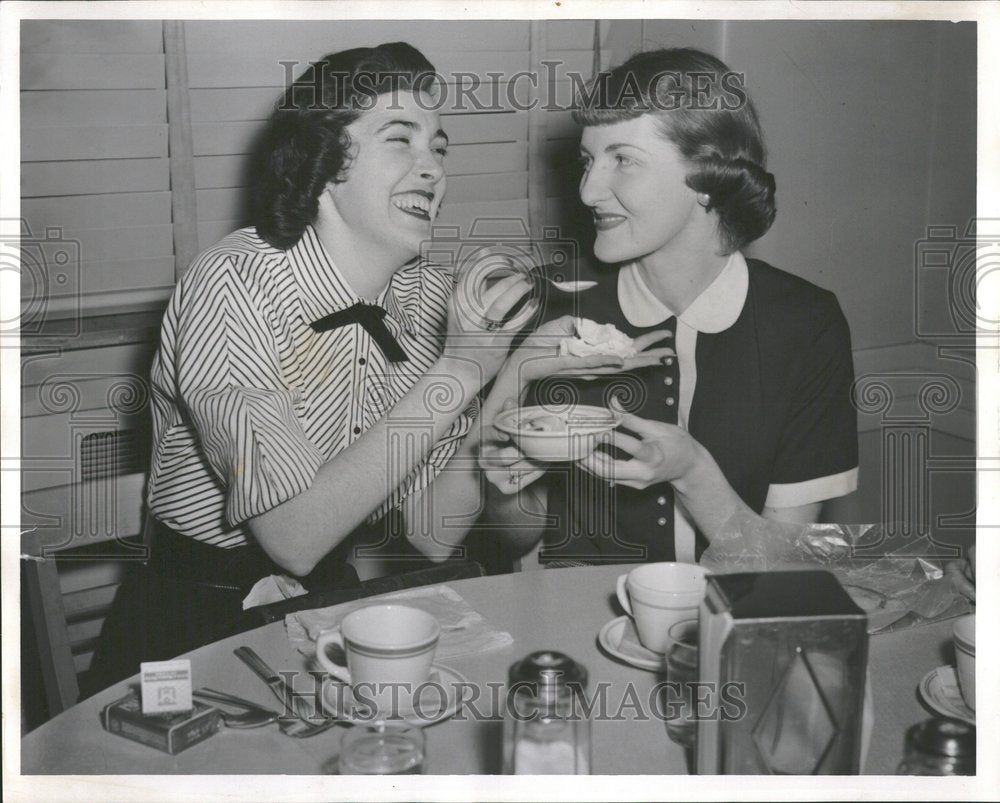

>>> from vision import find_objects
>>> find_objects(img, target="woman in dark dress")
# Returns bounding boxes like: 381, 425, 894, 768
483, 48, 858, 566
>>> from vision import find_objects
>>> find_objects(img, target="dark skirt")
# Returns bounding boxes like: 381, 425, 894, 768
81, 520, 359, 699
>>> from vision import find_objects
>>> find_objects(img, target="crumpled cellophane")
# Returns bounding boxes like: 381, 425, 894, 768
699, 512, 971, 634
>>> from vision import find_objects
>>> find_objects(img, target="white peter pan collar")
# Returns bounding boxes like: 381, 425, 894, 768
617, 251, 749, 333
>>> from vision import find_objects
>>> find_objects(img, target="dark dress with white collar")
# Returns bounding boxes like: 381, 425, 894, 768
529, 257, 858, 564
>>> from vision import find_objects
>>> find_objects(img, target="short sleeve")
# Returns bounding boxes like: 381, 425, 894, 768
765, 297, 859, 508
176, 261, 325, 526
369, 398, 480, 522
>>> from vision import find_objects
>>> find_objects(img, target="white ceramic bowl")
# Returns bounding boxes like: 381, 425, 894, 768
494, 404, 621, 462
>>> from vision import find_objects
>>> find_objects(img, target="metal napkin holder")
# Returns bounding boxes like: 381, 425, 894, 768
695, 570, 868, 774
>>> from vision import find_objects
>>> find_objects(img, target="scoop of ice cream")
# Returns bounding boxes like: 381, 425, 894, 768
522, 414, 567, 433
559, 318, 638, 358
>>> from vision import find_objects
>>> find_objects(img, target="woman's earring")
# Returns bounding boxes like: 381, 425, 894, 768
697, 193, 711, 208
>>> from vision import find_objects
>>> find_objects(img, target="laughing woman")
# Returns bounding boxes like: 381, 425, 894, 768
484, 48, 859, 566
85, 43, 542, 693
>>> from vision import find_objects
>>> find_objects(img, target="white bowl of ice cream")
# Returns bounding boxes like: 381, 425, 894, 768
494, 404, 622, 462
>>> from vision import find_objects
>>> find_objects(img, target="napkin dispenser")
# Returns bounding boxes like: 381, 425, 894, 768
695, 570, 868, 774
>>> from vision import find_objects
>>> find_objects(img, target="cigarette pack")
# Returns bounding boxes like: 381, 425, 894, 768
102, 689, 221, 754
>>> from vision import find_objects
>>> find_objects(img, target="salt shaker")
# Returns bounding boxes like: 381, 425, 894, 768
897, 718, 975, 775
502, 650, 591, 774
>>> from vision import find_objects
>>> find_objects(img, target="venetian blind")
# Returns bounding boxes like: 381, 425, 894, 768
20, 20, 175, 316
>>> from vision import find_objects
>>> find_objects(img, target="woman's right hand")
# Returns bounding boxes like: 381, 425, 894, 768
441, 258, 535, 384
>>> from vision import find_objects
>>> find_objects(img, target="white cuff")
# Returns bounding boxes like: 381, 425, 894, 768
764, 467, 859, 508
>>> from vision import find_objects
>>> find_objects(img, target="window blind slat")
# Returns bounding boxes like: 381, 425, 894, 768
438, 142, 530, 176
545, 49, 598, 77
66, 618, 112, 649
183, 20, 530, 55
41, 257, 175, 298
57, 225, 174, 265
22, 125, 169, 162
445, 171, 530, 203
196, 219, 240, 251
188, 79, 527, 119
185, 49, 530, 90
192, 169, 530, 227
436, 199, 530, 237
189, 87, 281, 122
21, 54, 166, 90
444, 112, 526, 144
22, 159, 170, 198
190, 111, 526, 157
21, 20, 163, 54
22, 90, 168, 127
189, 86, 537, 124
193, 141, 527, 190
547, 20, 599, 50
192, 155, 252, 190
23, 193, 172, 231
193, 188, 247, 224
62, 585, 120, 621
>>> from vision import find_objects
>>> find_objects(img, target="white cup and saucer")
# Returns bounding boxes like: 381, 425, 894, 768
598, 563, 708, 671
315, 604, 466, 726
917, 613, 975, 725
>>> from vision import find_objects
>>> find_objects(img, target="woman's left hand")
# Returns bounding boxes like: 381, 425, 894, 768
945, 545, 976, 602
577, 406, 699, 489
507, 314, 675, 384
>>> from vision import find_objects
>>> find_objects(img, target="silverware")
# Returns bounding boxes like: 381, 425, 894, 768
487, 263, 598, 294
233, 645, 342, 738
544, 277, 597, 293
193, 687, 279, 728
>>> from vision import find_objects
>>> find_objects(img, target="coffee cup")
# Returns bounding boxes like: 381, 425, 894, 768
316, 604, 440, 713
616, 563, 708, 654
953, 613, 975, 710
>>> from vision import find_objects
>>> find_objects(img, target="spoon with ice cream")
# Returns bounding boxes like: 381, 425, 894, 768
543, 275, 598, 293
472, 252, 598, 294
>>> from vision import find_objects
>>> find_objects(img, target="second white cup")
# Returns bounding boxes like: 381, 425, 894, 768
953, 613, 975, 710
616, 563, 708, 654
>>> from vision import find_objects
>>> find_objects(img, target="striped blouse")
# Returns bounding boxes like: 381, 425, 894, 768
147, 226, 474, 548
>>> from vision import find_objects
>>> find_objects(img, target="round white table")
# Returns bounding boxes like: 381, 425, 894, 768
21, 565, 957, 775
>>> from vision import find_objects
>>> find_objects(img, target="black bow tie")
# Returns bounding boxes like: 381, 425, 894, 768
310, 302, 409, 363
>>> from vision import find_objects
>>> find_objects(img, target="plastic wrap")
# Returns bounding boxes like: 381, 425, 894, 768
699, 512, 971, 633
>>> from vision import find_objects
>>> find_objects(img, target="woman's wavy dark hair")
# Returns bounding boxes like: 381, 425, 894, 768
251, 42, 437, 250
573, 48, 776, 254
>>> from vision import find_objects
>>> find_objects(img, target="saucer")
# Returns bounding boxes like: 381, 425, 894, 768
918, 665, 975, 725
598, 615, 666, 672
322, 663, 467, 727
